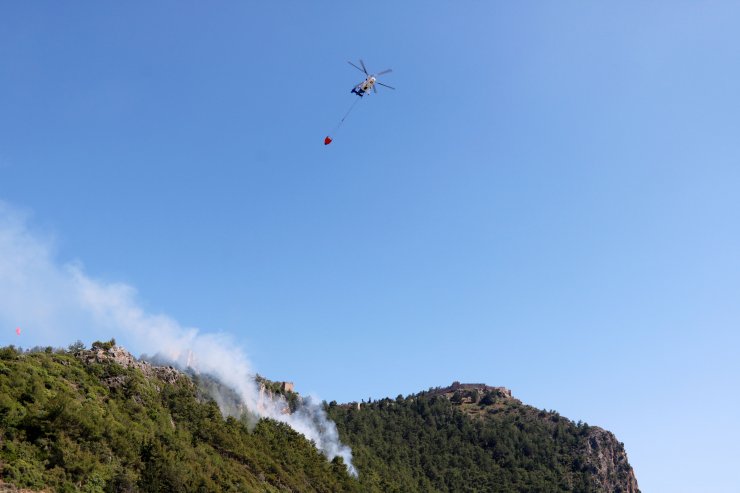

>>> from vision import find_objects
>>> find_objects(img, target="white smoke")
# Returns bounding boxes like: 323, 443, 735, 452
0, 201, 356, 476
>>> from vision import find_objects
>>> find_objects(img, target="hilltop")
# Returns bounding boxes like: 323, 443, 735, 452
0, 343, 639, 492
329, 382, 639, 492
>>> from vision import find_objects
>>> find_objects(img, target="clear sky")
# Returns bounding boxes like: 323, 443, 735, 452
2, 2, 740, 491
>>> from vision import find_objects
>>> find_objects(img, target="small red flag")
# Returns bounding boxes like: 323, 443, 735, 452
324, 136, 332, 145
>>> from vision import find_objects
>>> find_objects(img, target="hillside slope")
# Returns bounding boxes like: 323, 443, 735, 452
0, 344, 639, 492
328, 383, 639, 493
0, 344, 356, 493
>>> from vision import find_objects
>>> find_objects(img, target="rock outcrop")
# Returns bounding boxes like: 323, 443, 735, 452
581, 427, 640, 493
428, 381, 515, 400
75, 345, 185, 387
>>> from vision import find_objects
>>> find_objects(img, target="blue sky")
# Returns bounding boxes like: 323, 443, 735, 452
2, 2, 740, 491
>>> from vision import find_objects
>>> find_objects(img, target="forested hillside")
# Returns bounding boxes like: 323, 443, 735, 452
0, 344, 355, 493
0, 344, 638, 492
328, 385, 639, 492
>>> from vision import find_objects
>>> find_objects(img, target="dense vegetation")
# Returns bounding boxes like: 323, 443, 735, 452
0, 343, 636, 492
0, 344, 356, 492
327, 388, 601, 493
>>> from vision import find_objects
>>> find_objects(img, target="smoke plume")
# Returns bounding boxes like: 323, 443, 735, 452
0, 201, 356, 475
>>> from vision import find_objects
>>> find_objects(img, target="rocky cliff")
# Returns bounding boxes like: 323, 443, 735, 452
581, 427, 640, 493
75, 344, 183, 386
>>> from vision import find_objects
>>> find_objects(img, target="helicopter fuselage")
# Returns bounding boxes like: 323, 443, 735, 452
351, 76, 376, 97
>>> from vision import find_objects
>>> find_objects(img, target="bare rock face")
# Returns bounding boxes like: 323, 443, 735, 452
76, 345, 185, 387
581, 427, 640, 493
430, 382, 515, 401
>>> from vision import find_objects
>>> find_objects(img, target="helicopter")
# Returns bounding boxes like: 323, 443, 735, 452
324, 59, 395, 145
348, 59, 394, 97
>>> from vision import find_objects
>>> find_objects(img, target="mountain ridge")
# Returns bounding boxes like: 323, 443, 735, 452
0, 342, 639, 492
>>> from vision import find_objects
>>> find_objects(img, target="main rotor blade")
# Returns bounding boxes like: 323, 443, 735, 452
377, 82, 395, 90
376, 69, 392, 76
372, 85, 378, 94
359, 59, 368, 75
348, 61, 366, 73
